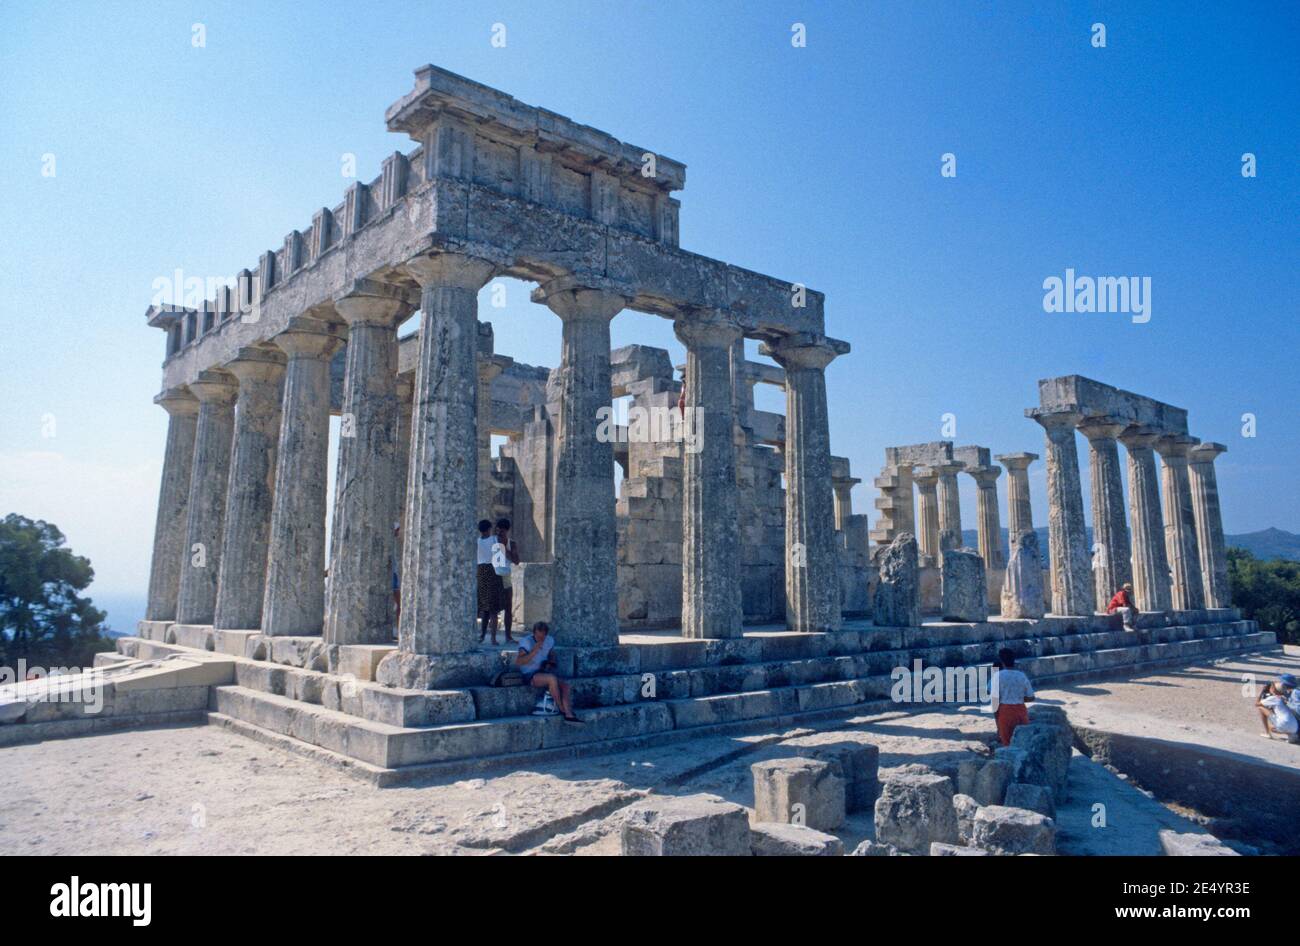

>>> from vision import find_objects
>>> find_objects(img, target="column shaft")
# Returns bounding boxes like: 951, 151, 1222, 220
1031, 410, 1092, 616
175, 371, 238, 625
675, 314, 743, 639
213, 349, 285, 630
1189, 444, 1231, 609
934, 463, 963, 549
969, 467, 1003, 567
1158, 436, 1206, 610
1120, 430, 1172, 612
261, 317, 342, 636
914, 470, 940, 565
996, 452, 1038, 537
1080, 420, 1133, 611
144, 389, 199, 621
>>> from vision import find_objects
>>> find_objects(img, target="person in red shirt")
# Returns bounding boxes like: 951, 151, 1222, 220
1106, 582, 1138, 631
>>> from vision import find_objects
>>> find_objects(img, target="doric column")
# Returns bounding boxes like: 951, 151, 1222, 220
995, 452, 1038, 537
144, 387, 199, 622
933, 461, 964, 550
174, 370, 238, 625
966, 465, 1004, 567
394, 374, 414, 539
913, 467, 941, 566
1156, 434, 1206, 610
1078, 417, 1133, 612
1118, 427, 1172, 612
477, 354, 505, 519
1029, 409, 1091, 616
261, 316, 344, 636
324, 286, 407, 646
532, 276, 629, 647
674, 310, 744, 639
832, 477, 859, 531
379, 252, 497, 688
213, 348, 285, 630
1189, 442, 1231, 609
767, 333, 847, 633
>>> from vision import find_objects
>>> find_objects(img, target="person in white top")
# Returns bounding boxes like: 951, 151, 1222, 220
992, 648, 1035, 746
1256, 675, 1299, 741
476, 520, 505, 645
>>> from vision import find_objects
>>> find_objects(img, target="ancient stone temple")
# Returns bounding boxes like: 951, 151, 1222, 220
71, 67, 1260, 780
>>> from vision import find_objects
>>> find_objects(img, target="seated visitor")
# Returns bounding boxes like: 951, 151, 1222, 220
1106, 582, 1138, 630
991, 648, 1035, 747
1257, 674, 1299, 742
515, 621, 581, 723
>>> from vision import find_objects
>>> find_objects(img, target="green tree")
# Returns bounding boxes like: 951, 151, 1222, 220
0, 513, 114, 671
1227, 546, 1300, 645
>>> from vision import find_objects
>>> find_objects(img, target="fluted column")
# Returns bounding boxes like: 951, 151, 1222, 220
933, 461, 964, 550
144, 387, 199, 621
966, 465, 1004, 567
1119, 428, 1172, 612
1156, 435, 1206, 610
261, 316, 344, 636
384, 252, 497, 676
213, 348, 285, 630
532, 276, 629, 647
996, 452, 1038, 538
1189, 442, 1231, 609
767, 333, 846, 633
832, 476, 859, 531
675, 310, 744, 639
175, 370, 238, 625
394, 374, 414, 539
914, 467, 941, 566
1078, 418, 1133, 612
477, 356, 505, 519
1029, 409, 1091, 616
324, 288, 407, 645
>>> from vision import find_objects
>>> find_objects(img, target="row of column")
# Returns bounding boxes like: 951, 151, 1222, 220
908, 461, 1006, 568
1030, 409, 1229, 617
145, 252, 847, 687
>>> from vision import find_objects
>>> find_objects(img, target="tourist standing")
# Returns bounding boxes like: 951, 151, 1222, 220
991, 648, 1035, 746
476, 519, 504, 645
492, 518, 520, 645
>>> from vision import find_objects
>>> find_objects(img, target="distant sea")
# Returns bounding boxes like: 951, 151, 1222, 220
89, 592, 147, 639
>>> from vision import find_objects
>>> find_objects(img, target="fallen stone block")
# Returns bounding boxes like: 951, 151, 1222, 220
874, 772, 958, 854
971, 759, 1014, 806
971, 805, 1056, 855
752, 757, 846, 831
1158, 830, 1240, 856
953, 793, 980, 844
622, 794, 752, 856
931, 841, 990, 856
1009, 723, 1071, 804
1003, 782, 1055, 819
790, 740, 880, 813
750, 822, 844, 857
993, 746, 1028, 781
850, 839, 901, 856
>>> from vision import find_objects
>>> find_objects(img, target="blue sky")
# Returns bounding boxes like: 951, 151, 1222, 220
1, 0, 1296, 629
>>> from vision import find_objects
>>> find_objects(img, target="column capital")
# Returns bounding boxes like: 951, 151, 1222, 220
224, 346, 287, 385
1026, 408, 1083, 434
333, 278, 417, 326
1189, 441, 1227, 464
273, 316, 344, 360
1118, 426, 1162, 450
1077, 416, 1128, 442
995, 451, 1038, 471
1154, 433, 1200, 460
154, 386, 199, 416
188, 369, 239, 404
673, 308, 743, 350
531, 275, 632, 321
931, 461, 964, 478
913, 466, 940, 488
760, 332, 849, 372
404, 251, 498, 291
965, 464, 1002, 486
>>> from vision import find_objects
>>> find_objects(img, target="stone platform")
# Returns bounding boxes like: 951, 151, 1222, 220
33, 610, 1261, 783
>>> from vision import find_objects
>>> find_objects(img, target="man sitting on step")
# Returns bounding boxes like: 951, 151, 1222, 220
515, 622, 582, 723
1106, 582, 1139, 631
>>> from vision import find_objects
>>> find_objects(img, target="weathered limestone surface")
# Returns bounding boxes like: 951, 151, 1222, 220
940, 546, 988, 623
144, 388, 199, 622
873, 772, 958, 854
933, 461, 964, 551
1000, 530, 1046, 619
676, 312, 743, 639
953, 792, 979, 844
534, 277, 628, 647
325, 287, 407, 646
750, 822, 844, 856
996, 452, 1037, 537
1157, 435, 1206, 611
386, 253, 499, 686
766, 334, 847, 633
967, 464, 1004, 568
971, 805, 1056, 855
175, 370, 238, 625
1079, 418, 1133, 612
913, 467, 940, 566
1004, 782, 1055, 819
751, 757, 846, 832
788, 739, 879, 813
621, 794, 751, 856
261, 317, 343, 637
1031, 409, 1092, 616
1189, 443, 1230, 609
872, 532, 920, 628
1009, 722, 1072, 805
1120, 428, 1172, 612
213, 348, 285, 630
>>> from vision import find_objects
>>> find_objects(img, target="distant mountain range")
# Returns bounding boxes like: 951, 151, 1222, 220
960, 526, 1300, 564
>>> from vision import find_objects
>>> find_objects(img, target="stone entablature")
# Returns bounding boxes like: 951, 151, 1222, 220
1037, 375, 1188, 435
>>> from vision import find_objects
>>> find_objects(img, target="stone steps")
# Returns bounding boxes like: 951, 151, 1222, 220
199, 624, 1273, 774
